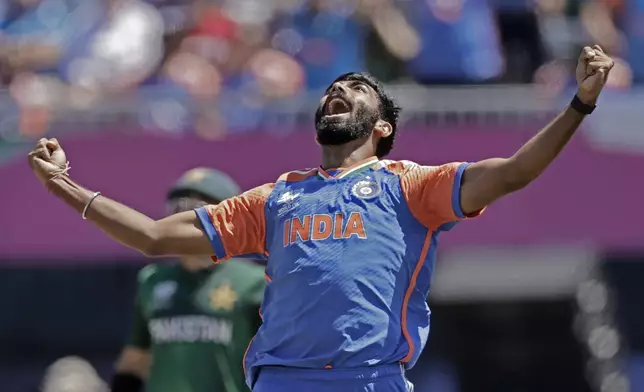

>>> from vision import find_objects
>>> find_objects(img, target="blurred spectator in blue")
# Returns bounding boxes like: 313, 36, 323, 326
272, 0, 420, 89
272, 0, 366, 90
3, 0, 167, 138
2, 0, 166, 95
398, 0, 504, 84
0, 0, 101, 137
621, 0, 644, 82
0, 0, 103, 85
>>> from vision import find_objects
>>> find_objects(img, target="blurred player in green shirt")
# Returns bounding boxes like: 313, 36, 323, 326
110, 168, 266, 392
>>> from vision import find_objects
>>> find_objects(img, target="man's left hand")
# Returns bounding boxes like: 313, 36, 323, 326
576, 45, 615, 105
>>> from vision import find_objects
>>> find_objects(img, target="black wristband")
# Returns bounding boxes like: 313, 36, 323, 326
111, 373, 143, 392
570, 95, 596, 115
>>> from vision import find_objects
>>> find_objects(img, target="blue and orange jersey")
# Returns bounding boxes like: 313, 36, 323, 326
194, 157, 484, 387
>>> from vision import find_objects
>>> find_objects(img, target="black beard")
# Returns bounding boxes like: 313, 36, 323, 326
315, 104, 379, 146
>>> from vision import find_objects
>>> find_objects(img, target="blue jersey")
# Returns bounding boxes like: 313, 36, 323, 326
195, 157, 483, 387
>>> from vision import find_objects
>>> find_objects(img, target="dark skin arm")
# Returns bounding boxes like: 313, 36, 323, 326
30, 150, 213, 257
459, 45, 614, 215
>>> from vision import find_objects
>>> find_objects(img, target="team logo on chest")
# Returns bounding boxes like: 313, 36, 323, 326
152, 281, 177, 310
209, 283, 239, 311
352, 178, 381, 199
276, 189, 303, 216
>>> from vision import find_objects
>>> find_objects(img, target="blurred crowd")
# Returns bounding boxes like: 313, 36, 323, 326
0, 0, 641, 137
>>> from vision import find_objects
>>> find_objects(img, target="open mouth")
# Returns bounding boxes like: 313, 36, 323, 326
324, 96, 352, 117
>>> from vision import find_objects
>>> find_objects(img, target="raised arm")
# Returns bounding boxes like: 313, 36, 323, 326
27, 139, 269, 258
459, 45, 614, 215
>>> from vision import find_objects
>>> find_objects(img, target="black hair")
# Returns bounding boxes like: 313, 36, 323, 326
330, 72, 401, 158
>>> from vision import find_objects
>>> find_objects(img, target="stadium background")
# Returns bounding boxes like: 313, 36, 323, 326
1, 0, 643, 391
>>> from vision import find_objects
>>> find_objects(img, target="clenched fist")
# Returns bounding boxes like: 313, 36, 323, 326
576, 45, 615, 105
28, 138, 69, 184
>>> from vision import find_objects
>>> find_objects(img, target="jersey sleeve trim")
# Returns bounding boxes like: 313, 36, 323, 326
195, 207, 227, 260
451, 162, 471, 219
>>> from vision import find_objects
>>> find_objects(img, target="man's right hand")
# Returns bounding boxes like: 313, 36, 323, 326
28, 138, 69, 184
575, 45, 614, 105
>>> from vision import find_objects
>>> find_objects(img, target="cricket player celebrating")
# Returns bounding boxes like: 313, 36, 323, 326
29, 46, 613, 392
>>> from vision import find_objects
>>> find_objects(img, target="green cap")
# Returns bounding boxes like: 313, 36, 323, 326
167, 167, 241, 203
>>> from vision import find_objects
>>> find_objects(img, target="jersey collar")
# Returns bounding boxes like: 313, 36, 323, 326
317, 156, 380, 180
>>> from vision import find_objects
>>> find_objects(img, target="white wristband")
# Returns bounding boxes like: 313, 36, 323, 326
82, 192, 101, 220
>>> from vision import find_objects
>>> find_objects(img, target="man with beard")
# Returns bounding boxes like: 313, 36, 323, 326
111, 168, 265, 392
28, 45, 613, 392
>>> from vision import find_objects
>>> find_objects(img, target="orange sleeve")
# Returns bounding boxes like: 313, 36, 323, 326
195, 183, 274, 262
397, 161, 482, 231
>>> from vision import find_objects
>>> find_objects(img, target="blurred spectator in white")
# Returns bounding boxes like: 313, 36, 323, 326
3, 0, 165, 138
1, 0, 166, 97
61, 0, 165, 93
41, 356, 108, 392
2, 0, 165, 96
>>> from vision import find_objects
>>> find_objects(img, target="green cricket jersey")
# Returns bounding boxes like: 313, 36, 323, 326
128, 259, 266, 392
